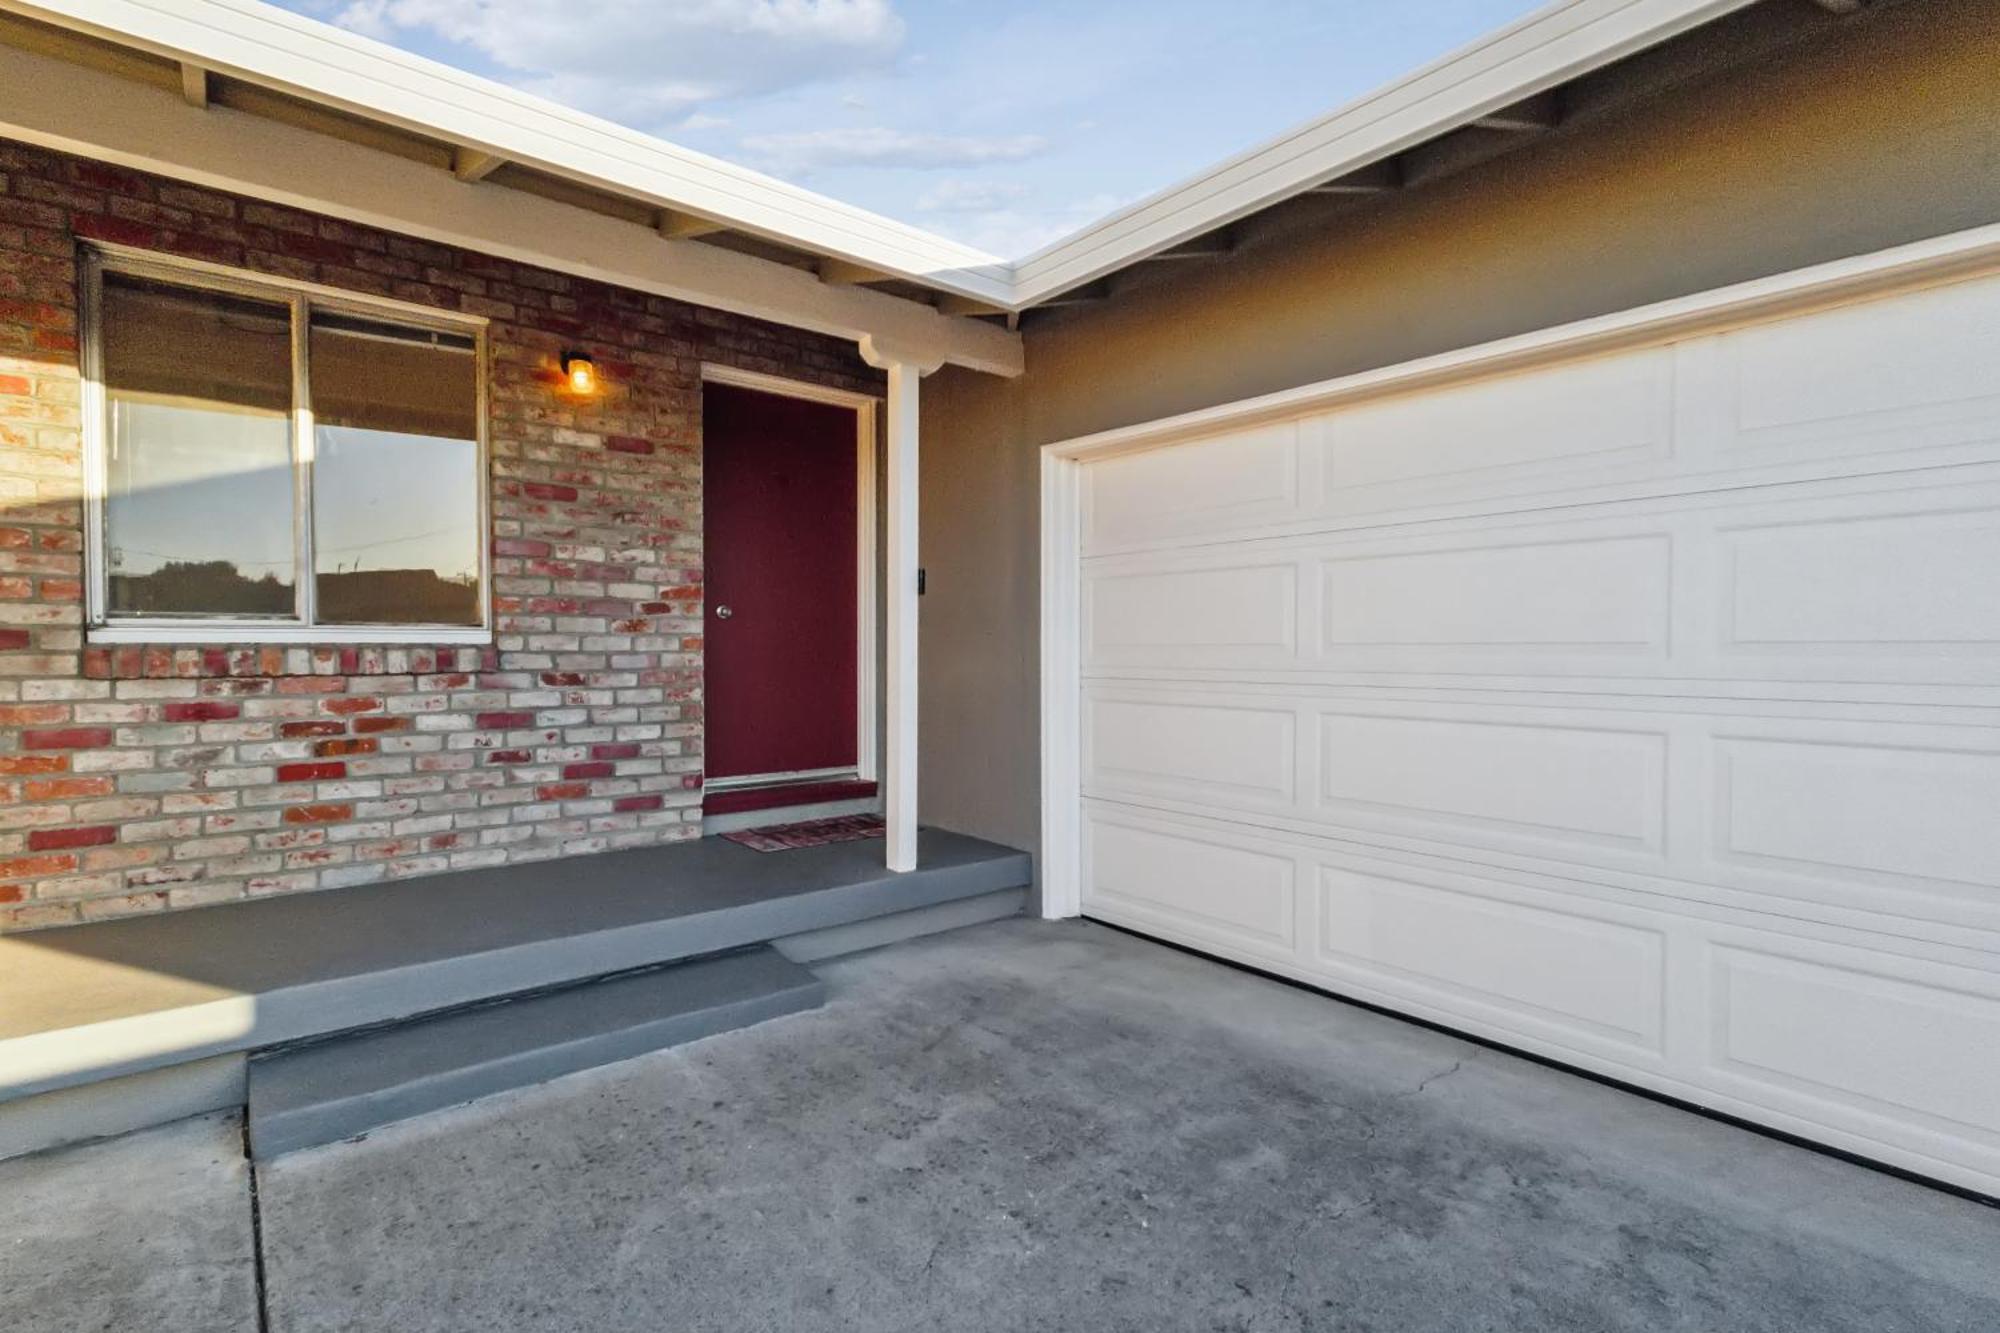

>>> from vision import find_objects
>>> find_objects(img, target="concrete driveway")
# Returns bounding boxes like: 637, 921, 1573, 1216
5, 918, 1997, 1331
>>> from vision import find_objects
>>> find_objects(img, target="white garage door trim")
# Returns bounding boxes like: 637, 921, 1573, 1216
1039, 221, 2000, 1197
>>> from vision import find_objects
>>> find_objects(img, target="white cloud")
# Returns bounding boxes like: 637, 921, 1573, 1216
741, 128, 1049, 173
921, 192, 1129, 261
331, 0, 905, 126
917, 179, 1030, 213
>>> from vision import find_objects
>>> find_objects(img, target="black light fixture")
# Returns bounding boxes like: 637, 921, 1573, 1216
559, 349, 597, 394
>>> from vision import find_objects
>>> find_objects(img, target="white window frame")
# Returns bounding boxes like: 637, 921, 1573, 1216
80, 243, 492, 644
698, 363, 880, 786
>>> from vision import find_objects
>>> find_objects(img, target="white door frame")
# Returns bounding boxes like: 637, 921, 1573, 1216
1038, 221, 2000, 920
700, 362, 881, 786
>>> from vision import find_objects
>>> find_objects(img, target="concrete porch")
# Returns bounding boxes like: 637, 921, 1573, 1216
4, 916, 1996, 1332
0, 829, 1031, 1160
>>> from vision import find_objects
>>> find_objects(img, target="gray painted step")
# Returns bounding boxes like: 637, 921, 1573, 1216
3, 828, 1029, 1106
247, 946, 824, 1160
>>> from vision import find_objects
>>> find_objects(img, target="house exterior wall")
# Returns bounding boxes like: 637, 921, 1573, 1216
0, 140, 880, 931
917, 0, 2000, 889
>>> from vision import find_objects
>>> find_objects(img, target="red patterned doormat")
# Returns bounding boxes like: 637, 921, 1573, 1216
721, 814, 886, 853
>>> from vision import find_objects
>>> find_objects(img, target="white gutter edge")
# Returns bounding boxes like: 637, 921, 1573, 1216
1008, 0, 1762, 303
0, 0, 1016, 303
0, 0, 1758, 312
0, 41, 1022, 376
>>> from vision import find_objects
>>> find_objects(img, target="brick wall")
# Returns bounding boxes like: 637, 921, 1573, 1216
0, 139, 881, 930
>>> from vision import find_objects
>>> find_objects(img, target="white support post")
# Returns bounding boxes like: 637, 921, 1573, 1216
860, 337, 943, 873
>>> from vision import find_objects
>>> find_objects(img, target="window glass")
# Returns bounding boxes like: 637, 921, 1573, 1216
308, 313, 482, 626
101, 273, 296, 617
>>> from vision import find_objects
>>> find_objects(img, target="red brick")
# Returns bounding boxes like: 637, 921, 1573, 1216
0, 852, 78, 881
522, 481, 579, 502
0, 754, 67, 776
537, 782, 591, 801
353, 716, 410, 734
314, 737, 378, 757
276, 761, 346, 783
323, 696, 384, 715
276, 676, 347, 695
163, 700, 240, 722
0, 628, 29, 650
613, 794, 664, 813
478, 711, 535, 729
604, 435, 654, 455
282, 803, 353, 825
0, 704, 67, 727
28, 824, 117, 852
590, 742, 641, 760
22, 727, 112, 750
280, 720, 347, 738
493, 537, 550, 558
24, 776, 115, 800
562, 761, 614, 780
487, 749, 533, 764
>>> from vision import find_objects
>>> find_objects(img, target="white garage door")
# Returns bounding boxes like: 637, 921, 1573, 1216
1064, 251, 2000, 1197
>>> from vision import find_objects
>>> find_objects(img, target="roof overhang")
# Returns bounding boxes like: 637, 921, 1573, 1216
0, 0, 1777, 327
1007, 0, 1765, 305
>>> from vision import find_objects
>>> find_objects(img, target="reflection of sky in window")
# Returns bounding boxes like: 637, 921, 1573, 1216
314, 426, 480, 580
104, 399, 293, 576
104, 407, 480, 584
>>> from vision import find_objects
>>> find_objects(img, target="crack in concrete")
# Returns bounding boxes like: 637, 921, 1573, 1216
238, 1119, 273, 1333
1413, 1059, 1464, 1095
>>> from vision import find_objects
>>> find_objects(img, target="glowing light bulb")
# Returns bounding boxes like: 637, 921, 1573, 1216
560, 351, 597, 394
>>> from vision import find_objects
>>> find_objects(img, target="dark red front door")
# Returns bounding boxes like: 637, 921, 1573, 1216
702, 381, 859, 783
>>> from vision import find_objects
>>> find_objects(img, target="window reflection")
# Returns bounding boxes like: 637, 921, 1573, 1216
309, 314, 482, 626
101, 274, 295, 617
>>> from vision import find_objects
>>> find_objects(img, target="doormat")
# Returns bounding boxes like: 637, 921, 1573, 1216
722, 813, 885, 853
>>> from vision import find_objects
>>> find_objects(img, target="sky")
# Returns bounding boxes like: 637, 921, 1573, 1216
273, 0, 1546, 260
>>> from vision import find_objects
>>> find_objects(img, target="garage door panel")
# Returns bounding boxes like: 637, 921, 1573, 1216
1089, 478, 2000, 686
1719, 500, 2000, 659
1720, 275, 2000, 463
1714, 732, 2000, 900
1084, 696, 1298, 811
1072, 264, 2000, 1195
1320, 345, 1676, 510
1083, 812, 1298, 958
1318, 532, 1672, 664
1082, 688, 2000, 934
1704, 940, 2000, 1164
1317, 711, 1669, 864
1316, 863, 1667, 1054
1085, 419, 1302, 551
1085, 563, 1298, 668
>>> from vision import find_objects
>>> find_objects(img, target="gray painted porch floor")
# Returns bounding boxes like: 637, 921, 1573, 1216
5, 918, 1997, 1332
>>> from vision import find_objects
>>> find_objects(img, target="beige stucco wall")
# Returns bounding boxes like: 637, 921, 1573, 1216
917, 0, 2000, 881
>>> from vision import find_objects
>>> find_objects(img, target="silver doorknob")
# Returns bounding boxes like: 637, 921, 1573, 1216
714, 604, 733, 619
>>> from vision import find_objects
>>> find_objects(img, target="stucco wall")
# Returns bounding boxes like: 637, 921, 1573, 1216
917, 0, 2000, 885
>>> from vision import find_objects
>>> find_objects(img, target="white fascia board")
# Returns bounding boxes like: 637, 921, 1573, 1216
0, 0, 1757, 315
0, 42, 1022, 376
1008, 0, 1761, 305
0, 0, 1017, 305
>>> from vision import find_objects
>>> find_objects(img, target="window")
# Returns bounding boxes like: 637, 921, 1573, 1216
83, 249, 488, 642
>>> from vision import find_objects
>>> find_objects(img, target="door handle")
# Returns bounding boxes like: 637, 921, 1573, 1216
714, 604, 733, 619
